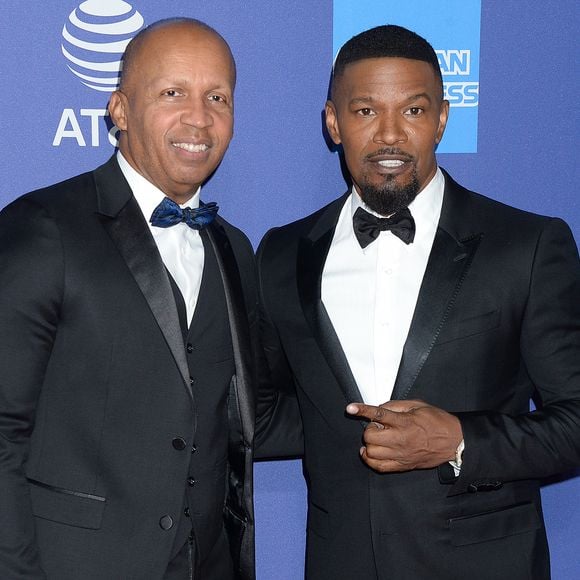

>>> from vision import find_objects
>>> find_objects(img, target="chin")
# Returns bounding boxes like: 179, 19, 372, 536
359, 172, 420, 216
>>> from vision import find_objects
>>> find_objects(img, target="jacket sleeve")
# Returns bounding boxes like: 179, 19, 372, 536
0, 197, 63, 578
253, 230, 304, 460
451, 217, 580, 493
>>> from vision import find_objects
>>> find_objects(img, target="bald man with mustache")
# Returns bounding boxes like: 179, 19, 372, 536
0, 18, 258, 579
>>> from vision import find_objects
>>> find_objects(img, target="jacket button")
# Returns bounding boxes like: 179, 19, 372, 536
189, 376, 195, 386
191, 445, 197, 454
187, 477, 196, 487
186, 343, 194, 353
159, 515, 174, 530
184, 507, 191, 517
172, 437, 187, 450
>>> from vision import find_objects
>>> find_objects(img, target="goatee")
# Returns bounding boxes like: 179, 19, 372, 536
358, 171, 421, 216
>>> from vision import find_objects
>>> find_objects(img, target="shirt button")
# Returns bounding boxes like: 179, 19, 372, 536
187, 477, 196, 487
172, 437, 187, 450
159, 515, 174, 530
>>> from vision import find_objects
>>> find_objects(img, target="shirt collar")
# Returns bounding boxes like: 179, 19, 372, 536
350, 167, 445, 238
116, 151, 201, 223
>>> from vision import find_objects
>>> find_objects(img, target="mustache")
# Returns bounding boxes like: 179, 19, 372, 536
365, 148, 414, 162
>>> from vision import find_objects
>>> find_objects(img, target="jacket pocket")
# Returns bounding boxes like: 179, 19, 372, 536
307, 500, 329, 539
28, 478, 106, 530
224, 504, 248, 570
449, 502, 541, 546
436, 308, 501, 345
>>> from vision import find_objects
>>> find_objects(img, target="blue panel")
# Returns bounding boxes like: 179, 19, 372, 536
0, 1, 578, 579
332, 0, 482, 152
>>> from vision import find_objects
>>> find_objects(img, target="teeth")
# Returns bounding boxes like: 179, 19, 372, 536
173, 143, 209, 152
378, 159, 404, 167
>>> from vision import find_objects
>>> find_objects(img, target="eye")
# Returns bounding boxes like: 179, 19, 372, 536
162, 89, 183, 98
208, 93, 228, 104
404, 107, 423, 116
356, 107, 375, 117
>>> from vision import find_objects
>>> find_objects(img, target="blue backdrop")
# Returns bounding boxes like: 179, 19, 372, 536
0, 1, 578, 578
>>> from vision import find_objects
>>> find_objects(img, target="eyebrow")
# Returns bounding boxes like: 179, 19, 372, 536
349, 92, 433, 106
152, 77, 232, 89
349, 96, 375, 105
405, 92, 433, 104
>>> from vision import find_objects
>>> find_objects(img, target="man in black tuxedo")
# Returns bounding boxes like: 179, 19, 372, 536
0, 18, 257, 580
256, 25, 580, 579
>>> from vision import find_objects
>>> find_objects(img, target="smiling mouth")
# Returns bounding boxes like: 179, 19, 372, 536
366, 148, 414, 168
377, 159, 405, 168
172, 142, 209, 153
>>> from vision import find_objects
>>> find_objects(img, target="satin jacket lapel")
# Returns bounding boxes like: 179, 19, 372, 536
205, 221, 255, 440
297, 194, 364, 405
93, 157, 191, 392
391, 173, 483, 400
205, 221, 256, 573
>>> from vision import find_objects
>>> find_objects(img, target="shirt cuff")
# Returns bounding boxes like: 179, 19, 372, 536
448, 439, 465, 477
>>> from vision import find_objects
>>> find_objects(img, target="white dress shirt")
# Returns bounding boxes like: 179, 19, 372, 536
117, 152, 204, 326
322, 168, 445, 405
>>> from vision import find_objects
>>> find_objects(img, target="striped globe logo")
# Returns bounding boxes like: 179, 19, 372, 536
61, 0, 144, 92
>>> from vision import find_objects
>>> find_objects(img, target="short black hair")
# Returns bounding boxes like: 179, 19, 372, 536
331, 25, 442, 99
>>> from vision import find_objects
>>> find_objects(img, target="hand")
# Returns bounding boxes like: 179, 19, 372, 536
346, 399, 463, 473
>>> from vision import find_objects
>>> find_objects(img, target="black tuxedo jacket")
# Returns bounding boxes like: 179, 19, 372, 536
0, 157, 258, 579
256, 171, 580, 580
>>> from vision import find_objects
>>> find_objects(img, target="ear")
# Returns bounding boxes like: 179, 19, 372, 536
435, 99, 450, 145
108, 90, 129, 132
325, 100, 342, 145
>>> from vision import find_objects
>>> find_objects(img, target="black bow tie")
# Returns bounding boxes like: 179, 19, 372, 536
353, 206, 416, 248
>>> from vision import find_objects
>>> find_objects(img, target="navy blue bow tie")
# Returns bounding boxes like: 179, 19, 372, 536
353, 206, 415, 248
150, 197, 218, 230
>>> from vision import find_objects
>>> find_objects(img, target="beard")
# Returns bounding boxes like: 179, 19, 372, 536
358, 169, 421, 216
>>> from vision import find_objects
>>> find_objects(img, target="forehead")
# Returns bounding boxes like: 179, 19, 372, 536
333, 57, 439, 100
129, 26, 235, 86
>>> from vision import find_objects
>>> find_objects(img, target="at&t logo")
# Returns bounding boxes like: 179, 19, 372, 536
53, 0, 144, 147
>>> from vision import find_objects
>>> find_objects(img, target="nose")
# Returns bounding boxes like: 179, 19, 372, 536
180, 97, 213, 129
373, 111, 406, 146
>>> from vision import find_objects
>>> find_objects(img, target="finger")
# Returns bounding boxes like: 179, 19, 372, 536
363, 441, 398, 461
363, 423, 402, 447
359, 446, 409, 473
346, 402, 375, 416
381, 399, 428, 413
346, 403, 397, 424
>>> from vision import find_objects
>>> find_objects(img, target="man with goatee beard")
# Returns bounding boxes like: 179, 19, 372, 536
255, 25, 580, 580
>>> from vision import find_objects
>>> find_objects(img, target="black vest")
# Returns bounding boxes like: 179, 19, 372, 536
167, 232, 234, 566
